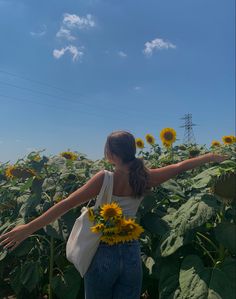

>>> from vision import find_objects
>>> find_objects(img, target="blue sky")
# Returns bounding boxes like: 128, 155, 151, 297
0, 0, 235, 164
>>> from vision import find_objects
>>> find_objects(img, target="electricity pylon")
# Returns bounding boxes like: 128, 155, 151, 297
180, 113, 197, 145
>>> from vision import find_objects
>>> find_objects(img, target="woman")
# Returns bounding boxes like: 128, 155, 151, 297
0, 130, 228, 299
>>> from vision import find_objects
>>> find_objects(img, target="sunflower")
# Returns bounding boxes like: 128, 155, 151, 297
145, 134, 155, 145
222, 136, 234, 145
91, 223, 105, 233
100, 202, 123, 221
60, 151, 79, 160
211, 141, 221, 147
118, 218, 144, 241
160, 128, 176, 146
5, 165, 16, 179
100, 235, 118, 245
103, 226, 120, 234
5, 165, 36, 179
135, 138, 145, 149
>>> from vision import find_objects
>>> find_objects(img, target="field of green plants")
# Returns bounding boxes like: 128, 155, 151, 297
0, 133, 235, 299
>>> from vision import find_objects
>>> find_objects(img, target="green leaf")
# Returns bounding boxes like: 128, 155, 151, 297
158, 255, 181, 299
160, 195, 218, 257
192, 167, 219, 189
214, 222, 236, 254
179, 255, 236, 299
0, 250, 7, 261
51, 266, 81, 299
14, 239, 33, 257
19, 177, 34, 192
141, 212, 170, 236
44, 219, 66, 241
20, 261, 40, 292
42, 177, 56, 192
161, 179, 185, 198
140, 195, 158, 213
10, 266, 23, 294
18, 194, 41, 218
31, 177, 43, 195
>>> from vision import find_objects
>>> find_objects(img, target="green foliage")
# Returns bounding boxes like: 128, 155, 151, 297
0, 144, 236, 298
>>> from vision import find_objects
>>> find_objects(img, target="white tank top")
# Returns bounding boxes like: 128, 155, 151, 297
111, 194, 144, 218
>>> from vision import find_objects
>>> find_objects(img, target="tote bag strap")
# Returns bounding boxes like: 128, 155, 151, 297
105, 171, 114, 204
95, 170, 114, 208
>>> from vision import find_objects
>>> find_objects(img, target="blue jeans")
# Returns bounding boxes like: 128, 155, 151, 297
84, 240, 143, 299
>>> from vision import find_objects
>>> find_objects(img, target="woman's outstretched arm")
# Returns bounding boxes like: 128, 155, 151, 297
148, 152, 228, 187
0, 170, 105, 251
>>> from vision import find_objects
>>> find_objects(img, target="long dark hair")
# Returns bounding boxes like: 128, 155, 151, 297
104, 130, 150, 198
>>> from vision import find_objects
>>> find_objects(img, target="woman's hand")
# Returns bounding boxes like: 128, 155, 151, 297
210, 153, 230, 163
0, 224, 32, 252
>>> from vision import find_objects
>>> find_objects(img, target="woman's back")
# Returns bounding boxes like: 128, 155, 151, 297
104, 170, 146, 218
112, 170, 136, 197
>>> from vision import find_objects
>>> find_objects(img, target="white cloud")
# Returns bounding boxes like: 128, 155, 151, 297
53, 45, 84, 62
143, 38, 176, 56
63, 13, 95, 29
56, 13, 95, 42
30, 25, 47, 37
118, 51, 127, 58
56, 27, 76, 41
134, 86, 141, 91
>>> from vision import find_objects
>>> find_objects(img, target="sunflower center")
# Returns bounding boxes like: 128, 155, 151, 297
62, 153, 72, 159
225, 137, 232, 143
164, 132, 174, 141
104, 208, 117, 218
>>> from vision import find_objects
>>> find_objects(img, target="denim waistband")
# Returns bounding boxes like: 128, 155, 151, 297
99, 239, 139, 246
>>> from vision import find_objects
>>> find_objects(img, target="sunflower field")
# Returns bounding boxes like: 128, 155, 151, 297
0, 131, 236, 299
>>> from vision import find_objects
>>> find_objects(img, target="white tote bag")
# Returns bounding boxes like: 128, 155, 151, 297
66, 170, 114, 277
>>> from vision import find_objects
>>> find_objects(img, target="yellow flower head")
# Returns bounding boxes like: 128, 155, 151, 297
60, 151, 79, 160
222, 136, 234, 145
100, 202, 123, 221
135, 138, 145, 149
118, 217, 144, 239
5, 165, 16, 179
211, 140, 221, 147
103, 226, 120, 234
100, 235, 117, 245
160, 128, 176, 145
91, 223, 105, 233
145, 134, 155, 145
5, 165, 36, 179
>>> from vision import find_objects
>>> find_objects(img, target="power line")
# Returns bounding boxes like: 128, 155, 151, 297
0, 70, 181, 123
0, 70, 142, 118
0, 69, 161, 120
0, 80, 104, 110
0, 93, 134, 121
0, 80, 145, 120
0, 69, 87, 99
